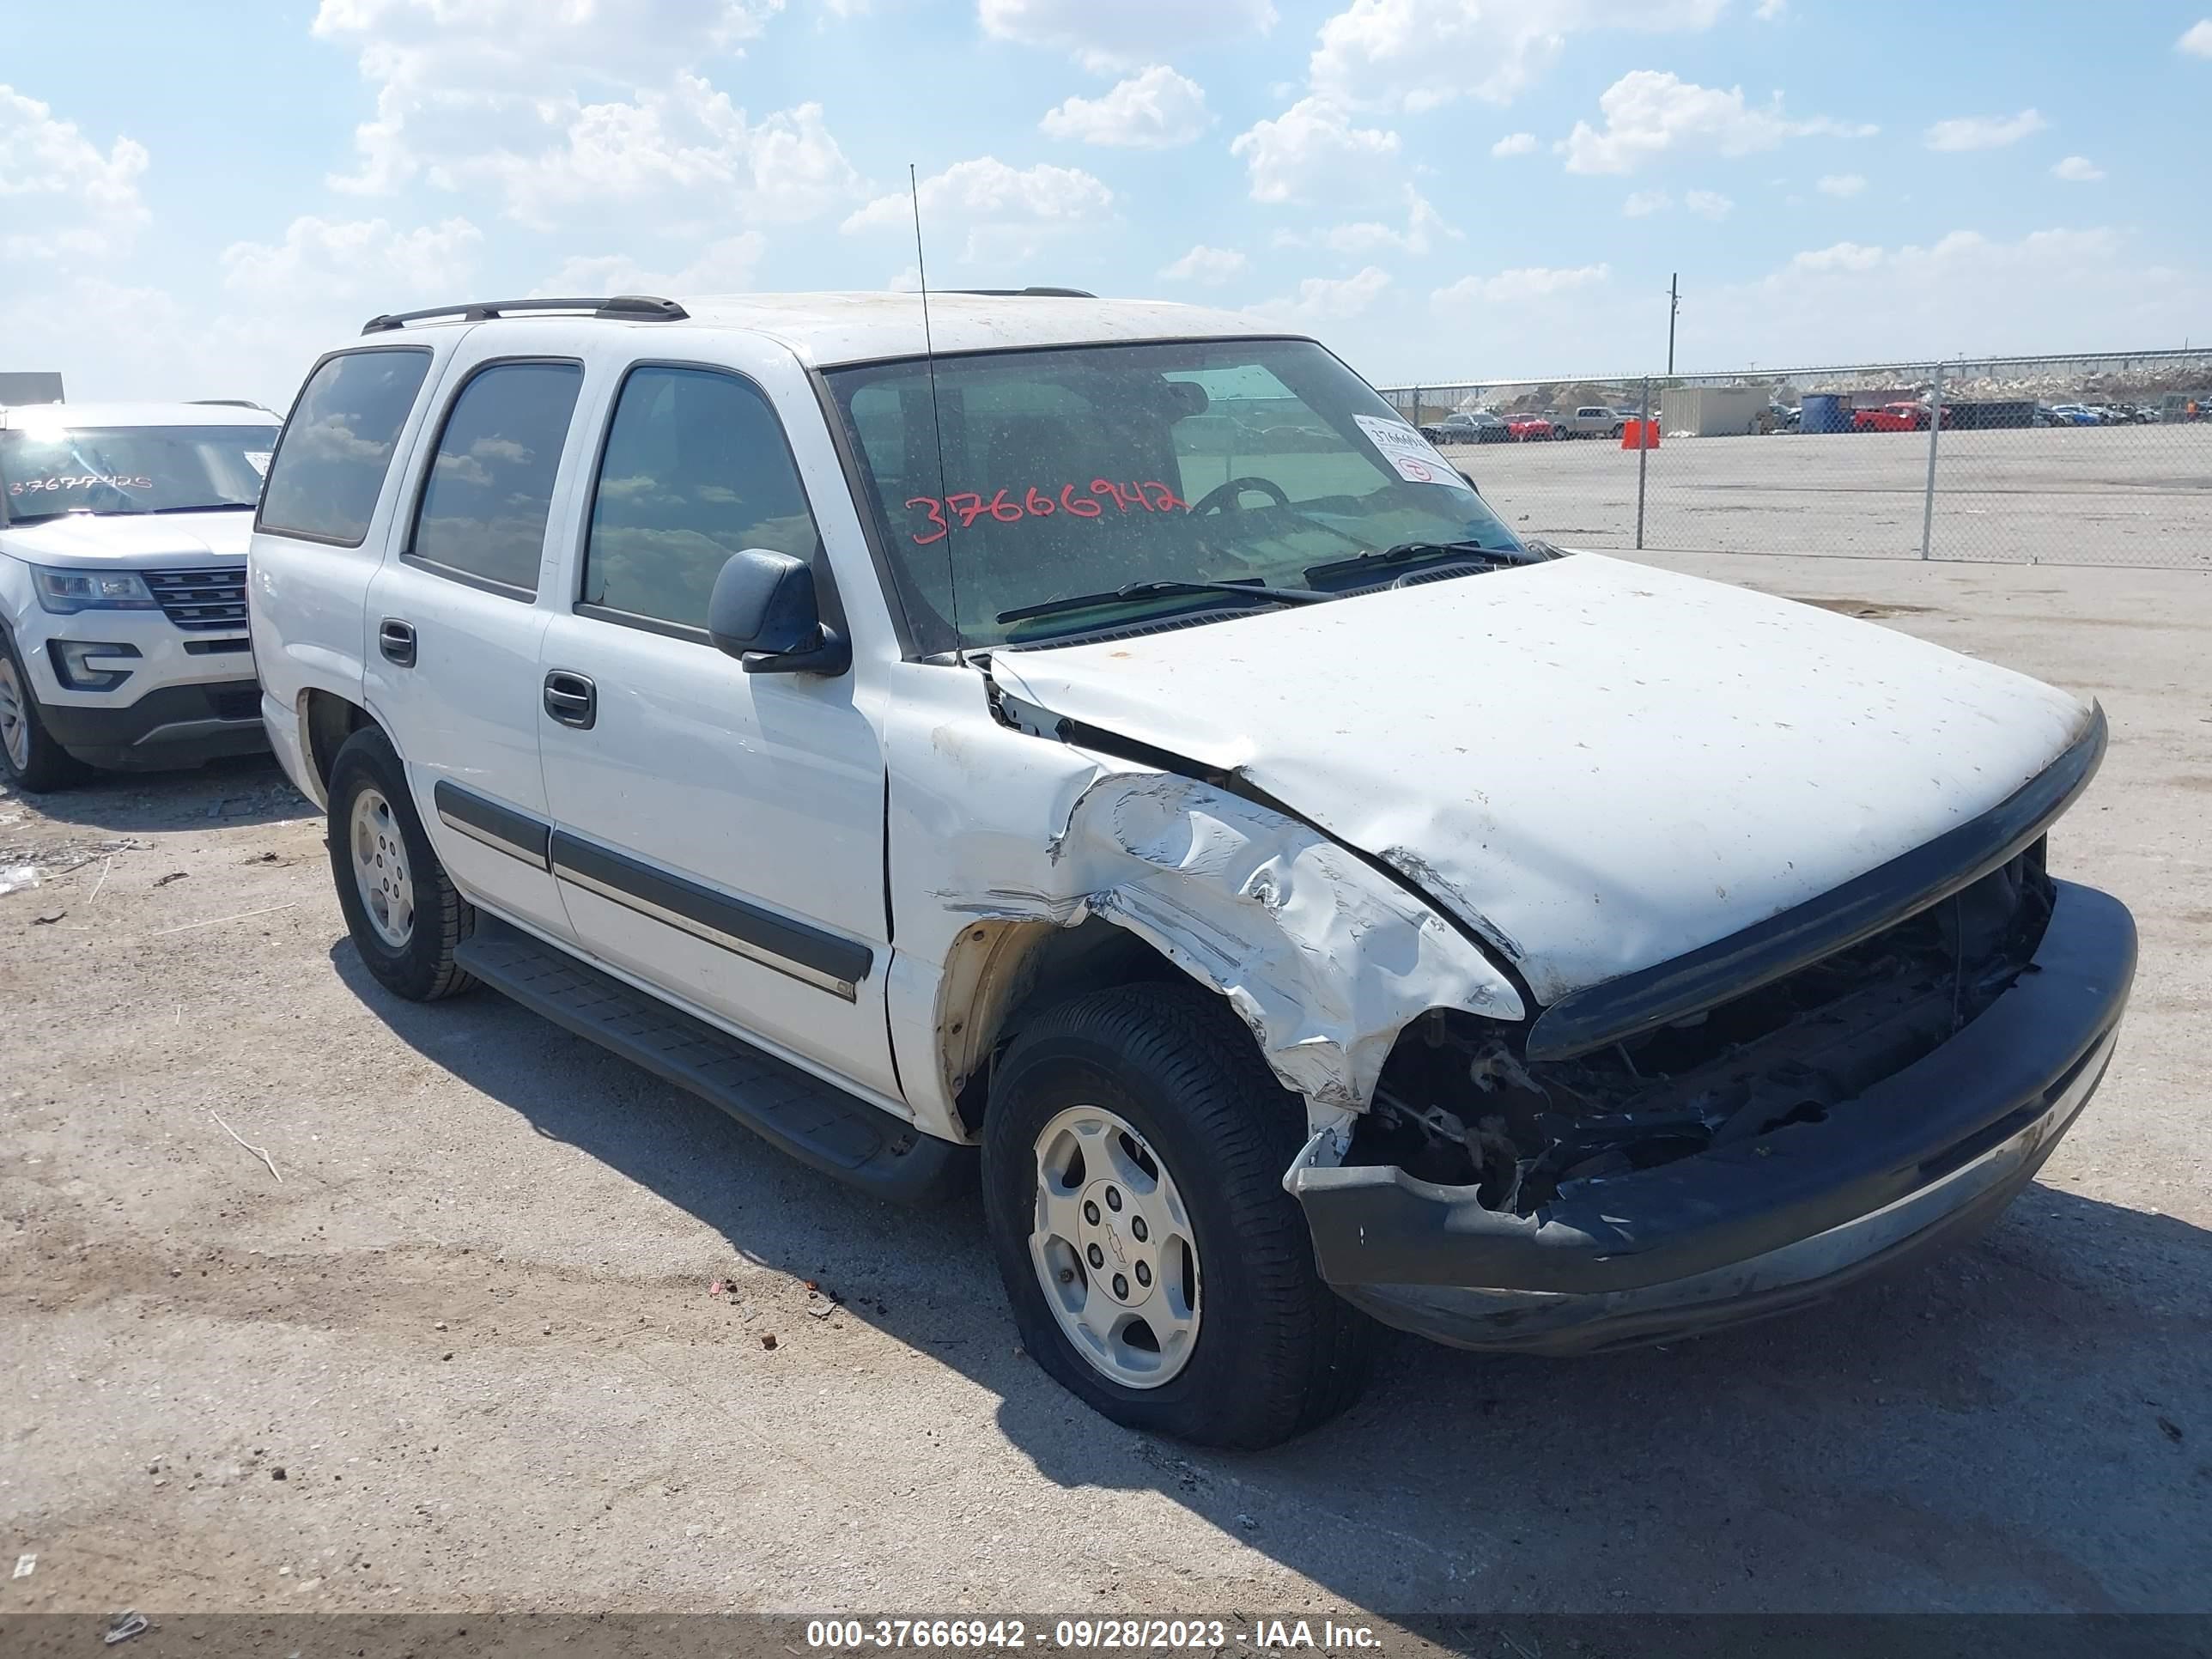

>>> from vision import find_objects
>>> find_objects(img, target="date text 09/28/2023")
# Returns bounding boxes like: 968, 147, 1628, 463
805, 1618, 1384, 1650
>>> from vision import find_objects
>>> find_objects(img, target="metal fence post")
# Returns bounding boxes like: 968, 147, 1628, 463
1635, 376, 1651, 550
1920, 361, 1944, 561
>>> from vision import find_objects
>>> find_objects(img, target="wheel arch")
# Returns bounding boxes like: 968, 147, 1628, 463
301, 687, 380, 799
938, 915, 1192, 1135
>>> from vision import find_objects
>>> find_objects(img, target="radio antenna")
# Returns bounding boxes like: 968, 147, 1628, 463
910, 163, 965, 664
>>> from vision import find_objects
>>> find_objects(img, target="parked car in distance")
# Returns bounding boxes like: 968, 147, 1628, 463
1504, 413, 1561, 441
1768, 403, 1801, 433
2048, 404, 2099, 426
1420, 410, 1511, 445
251, 290, 2136, 1449
1559, 405, 1627, 440
1, 400, 277, 790
1853, 401, 1953, 433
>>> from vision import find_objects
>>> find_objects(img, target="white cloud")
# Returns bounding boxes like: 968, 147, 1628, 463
1353, 224, 2197, 386
1923, 108, 2047, 151
1491, 131, 1538, 157
0, 84, 149, 262
843, 155, 1113, 264
1815, 172, 1867, 198
534, 233, 767, 298
1230, 97, 1401, 204
1685, 188, 1733, 221
1706, 226, 2196, 363
446, 78, 858, 229
1243, 265, 1392, 325
2051, 155, 2105, 182
1623, 189, 1671, 217
1562, 70, 1875, 174
1040, 65, 1208, 148
2177, 19, 2212, 56
979, 0, 1275, 68
1159, 244, 1248, 285
1789, 240, 1885, 274
1279, 186, 1453, 255
1754, 0, 1785, 17
1309, 0, 1726, 112
1431, 264, 1608, 306
221, 215, 483, 304
313, 0, 785, 195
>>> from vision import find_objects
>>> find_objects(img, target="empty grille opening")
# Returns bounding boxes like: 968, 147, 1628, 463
143, 567, 248, 632
209, 686, 261, 722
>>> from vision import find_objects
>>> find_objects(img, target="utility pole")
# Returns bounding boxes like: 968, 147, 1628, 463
1666, 273, 1680, 376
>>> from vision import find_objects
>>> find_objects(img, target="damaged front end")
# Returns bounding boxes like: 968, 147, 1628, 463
1291, 847, 2134, 1355
1359, 845, 2057, 1218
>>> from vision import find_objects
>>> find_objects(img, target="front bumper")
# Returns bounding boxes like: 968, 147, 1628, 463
1290, 879, 2136, 1353
40, 678, 269, 770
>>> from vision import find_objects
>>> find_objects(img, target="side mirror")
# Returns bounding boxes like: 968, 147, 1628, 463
707, 548, 851, 676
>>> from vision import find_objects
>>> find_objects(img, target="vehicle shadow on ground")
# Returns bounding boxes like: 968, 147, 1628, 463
336, 942, 2212, 1613
4, 753, 307, 835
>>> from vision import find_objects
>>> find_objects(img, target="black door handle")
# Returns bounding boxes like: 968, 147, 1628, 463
543, 670, 597, 730
378, 617, 416, 667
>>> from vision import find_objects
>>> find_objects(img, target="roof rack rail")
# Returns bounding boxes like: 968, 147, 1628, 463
190, 398, 270, 410
948, 287, 1097, 299
360, 295, 688, 335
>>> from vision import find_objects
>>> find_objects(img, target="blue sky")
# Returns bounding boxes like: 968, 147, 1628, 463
5, 0, 2209, 408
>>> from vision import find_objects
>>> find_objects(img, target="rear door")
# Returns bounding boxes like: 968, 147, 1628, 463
533, 340, 899, 1097
251, 343, 447, 793
362, 323, 592, 941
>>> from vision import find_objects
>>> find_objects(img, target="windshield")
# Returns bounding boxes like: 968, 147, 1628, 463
1, 423, 276, 522
825, 337, 1526, 650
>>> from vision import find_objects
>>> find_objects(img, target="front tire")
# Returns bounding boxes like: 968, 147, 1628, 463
326, 726, 477, 1002
982, 982, 1374, 1449
0, 630, 90, 793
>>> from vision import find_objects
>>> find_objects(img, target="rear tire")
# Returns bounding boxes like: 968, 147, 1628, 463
0, 629, 90, 794
982, 981, 1375, 1449
326, 726, 477, 1002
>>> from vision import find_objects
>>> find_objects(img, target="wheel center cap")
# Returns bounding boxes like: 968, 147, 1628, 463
1079, 1177, 1154, 1308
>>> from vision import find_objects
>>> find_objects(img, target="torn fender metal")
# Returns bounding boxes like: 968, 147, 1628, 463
1030, 770, 1525, 1115
873, 665, 1522, 1139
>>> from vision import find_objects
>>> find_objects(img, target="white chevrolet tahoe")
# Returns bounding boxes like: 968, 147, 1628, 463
249, 292, 2133, 1448
0, 401, 280, 788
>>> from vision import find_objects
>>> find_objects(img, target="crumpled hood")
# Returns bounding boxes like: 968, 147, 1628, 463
988, 553, 2091, 1005
0, 509, 252, 567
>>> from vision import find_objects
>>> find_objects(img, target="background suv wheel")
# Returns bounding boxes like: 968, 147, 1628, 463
0, 630, 89, 793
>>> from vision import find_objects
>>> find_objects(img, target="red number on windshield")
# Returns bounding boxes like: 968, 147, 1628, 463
905, 496, 949, 545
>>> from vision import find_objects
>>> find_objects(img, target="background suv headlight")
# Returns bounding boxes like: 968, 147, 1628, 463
47, 640, 143, 692
31, 566, 159, 615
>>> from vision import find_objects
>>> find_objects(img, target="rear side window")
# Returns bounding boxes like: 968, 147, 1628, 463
258, 349, 432, 545
580, 365, 820, 629
409, 362, 583, 599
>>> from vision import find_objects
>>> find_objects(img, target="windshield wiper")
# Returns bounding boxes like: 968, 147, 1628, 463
1304, 539, 1534, 586
998, 578, 1328, 626
146, 502, 254, 514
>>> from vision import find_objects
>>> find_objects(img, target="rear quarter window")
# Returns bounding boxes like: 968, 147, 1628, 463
258, 348, 434, 546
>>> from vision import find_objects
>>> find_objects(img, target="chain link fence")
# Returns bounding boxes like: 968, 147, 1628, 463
1376, 349, 2212, 568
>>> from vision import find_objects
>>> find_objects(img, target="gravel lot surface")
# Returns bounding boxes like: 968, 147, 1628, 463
3, 550, 2206, 1618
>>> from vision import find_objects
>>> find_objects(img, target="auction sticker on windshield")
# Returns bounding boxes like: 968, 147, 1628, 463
1352, 414, 1472, 488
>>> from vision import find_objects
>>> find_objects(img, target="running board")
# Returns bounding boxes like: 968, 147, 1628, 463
455, 915, 969, 1203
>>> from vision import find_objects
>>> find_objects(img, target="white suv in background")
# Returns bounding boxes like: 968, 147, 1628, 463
249, 292, 2129, 1449
0, 401, 279, 789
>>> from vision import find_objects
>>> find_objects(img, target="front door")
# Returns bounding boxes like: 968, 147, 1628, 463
534, 356, 899, 1100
